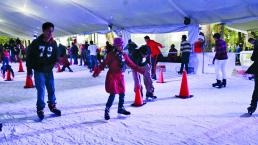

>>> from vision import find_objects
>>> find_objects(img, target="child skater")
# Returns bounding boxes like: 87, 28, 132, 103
93, 38, 144, 120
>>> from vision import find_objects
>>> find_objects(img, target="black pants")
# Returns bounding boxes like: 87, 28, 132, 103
106, 93, 125, 110
250, 75, 258, 107
179, 52, 190, 73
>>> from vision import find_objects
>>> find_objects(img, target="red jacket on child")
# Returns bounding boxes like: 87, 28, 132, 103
95, 51, 144, 94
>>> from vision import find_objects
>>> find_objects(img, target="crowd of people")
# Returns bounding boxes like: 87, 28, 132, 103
0, 21, 257, 127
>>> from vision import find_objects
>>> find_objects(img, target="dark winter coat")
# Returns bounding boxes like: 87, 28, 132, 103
26, 34, 58, 73
246, 39, 258, 75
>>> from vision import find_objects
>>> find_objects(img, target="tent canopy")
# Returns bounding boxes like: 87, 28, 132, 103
1, 0, 258, 39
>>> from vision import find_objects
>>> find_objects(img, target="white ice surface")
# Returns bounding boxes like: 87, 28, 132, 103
0, 62, 257, 145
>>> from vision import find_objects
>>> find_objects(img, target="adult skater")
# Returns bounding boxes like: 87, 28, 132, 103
144, 36, 163, 80
178, 35, 191, 74
131, 45, 156, 101
26, 22, 61, 120
246, 38, 258, 115
93, 38, 144, 120
212, 33, 228, 88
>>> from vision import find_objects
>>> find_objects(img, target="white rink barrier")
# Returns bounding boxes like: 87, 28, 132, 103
158, 52, 236, 76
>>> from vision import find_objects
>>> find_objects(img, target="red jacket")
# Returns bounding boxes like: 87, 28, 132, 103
194, 41, 202, 53
96, 51, 144, 94
146, 40, 163, 57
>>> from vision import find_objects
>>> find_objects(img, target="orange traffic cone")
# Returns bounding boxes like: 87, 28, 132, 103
18, 59, 24, 72
131, 86, 145, 107
57, 64, 61, 72
5, 70, 12, 81
157, 67, 165, 83
24, 75, 34, 88
175, 70, 193, 98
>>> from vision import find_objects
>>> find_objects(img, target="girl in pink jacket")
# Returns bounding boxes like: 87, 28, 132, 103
93, 38, 144, 120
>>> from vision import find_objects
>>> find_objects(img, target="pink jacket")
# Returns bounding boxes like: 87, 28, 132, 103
95, 51, 144, 94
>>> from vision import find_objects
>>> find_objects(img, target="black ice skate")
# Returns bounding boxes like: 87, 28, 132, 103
118, 108, 131, 115
247, 106, 256, 115
48, 104, 61, 116
212, 80, 222, 88
37, 110, 44, 120
104, 108, 110, 120
0, 123, 2, 132
222, 79, 227, 87
146, 92, 157, 102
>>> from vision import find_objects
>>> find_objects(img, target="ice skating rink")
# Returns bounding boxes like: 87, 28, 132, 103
0, 63, 257, 145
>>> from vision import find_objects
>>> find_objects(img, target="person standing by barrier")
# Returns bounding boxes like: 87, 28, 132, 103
246, 38, 258, 115
26, 22, 61, 120
179, 35, 191, 74
212, 33, 228, 88
144, 36, 163, 80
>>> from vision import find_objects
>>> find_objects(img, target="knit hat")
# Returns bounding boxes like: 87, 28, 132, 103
113, 38, 123, 47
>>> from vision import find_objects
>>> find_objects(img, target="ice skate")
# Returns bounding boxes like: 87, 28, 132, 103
37, 110, 44, 120
247, 105, 256, 115
48, 104, 61, 116
104, 108, 110, 120
118, 107, 131, 115
212, 80, 222, 88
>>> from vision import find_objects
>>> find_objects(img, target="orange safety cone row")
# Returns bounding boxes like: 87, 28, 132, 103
5, 70, 12, 81
131, 86, 146, 107
175, 70, 193, 99
57, 64, 61, 72
157, 67, 165, 83
24, 75, 34, 88
18, 59, 24, 72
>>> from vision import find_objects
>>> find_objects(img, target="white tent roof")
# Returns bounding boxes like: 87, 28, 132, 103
1, 0, 258, 39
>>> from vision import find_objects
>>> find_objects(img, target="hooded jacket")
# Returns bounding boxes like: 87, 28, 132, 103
26, 34, 58, 72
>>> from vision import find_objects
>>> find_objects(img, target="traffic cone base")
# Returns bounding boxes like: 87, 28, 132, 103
131, 102, 146, 107
175, 95, 193, 99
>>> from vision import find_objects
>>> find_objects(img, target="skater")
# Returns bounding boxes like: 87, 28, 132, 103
93, 38, 144, 120
1, 64, 14, 79
246, 38, 258, 115
212, 33, 228, 88
88, 40, 98, 72
144, 36, 163, 80
131, 45, 156, 101
58, 44, 73, 72
179, 35, 191, 74
26, 22, 61, 120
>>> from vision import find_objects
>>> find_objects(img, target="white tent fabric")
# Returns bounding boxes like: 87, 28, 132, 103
0, 0, 258, 39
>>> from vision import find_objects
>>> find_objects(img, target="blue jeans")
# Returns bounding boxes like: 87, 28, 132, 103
90, 55, 97, 70
106, 93, 125, 110
34, 71, 56, 110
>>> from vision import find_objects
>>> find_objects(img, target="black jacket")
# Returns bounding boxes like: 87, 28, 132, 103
26, 34, 58, 72
246, 39, 258, 74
